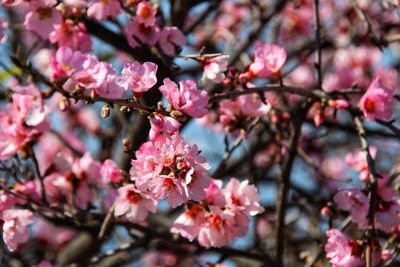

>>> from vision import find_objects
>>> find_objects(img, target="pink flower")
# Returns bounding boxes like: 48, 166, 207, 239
249, 42, 287, 78
197, 206, 249, 248
100, 159, 125, 184
223, 178, 264, 216
114, 184, 157, 223
76, 107, 99, 134
43, 172, 92, 209
158, 27, 186, 56
202, 55, 229, 83
170, 203, 206, 240
1, 209, 34, 251
130, 134, 211, 207
124, 18, 160, 48
159, 79, 209, 118
12, 84, 46, 127
204, 180, 226, 207
325, 229, 364, 267
360, 78, 394, 121
149, 114, 181, 141
333, 188, 369, 228
50, 21, 92, 52
238, 94, 270, 117
51, 46, 86, 81
135, 1, 157, 27
345, 147, 377, 182
87, 0, 121, 20
23, 0, 62, 39
33, 217, 75, 249
118, 61, 158, 94
71, 152, 102, 185
0, 18, 8, 43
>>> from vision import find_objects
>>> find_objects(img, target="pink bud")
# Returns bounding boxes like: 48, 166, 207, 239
314, 111, 324, 127
320, 207, 331, 217
329, 99, 349, 109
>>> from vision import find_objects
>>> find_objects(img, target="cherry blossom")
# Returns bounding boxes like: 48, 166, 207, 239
325, 229, 364, 267
249, 42, 287, 78
360, 77, 394, 121
1, 209, 34, 251
202, 55, 229, 83
87, 0, 121, 20
118, 61, 158, 95
158, 27, 186, 57
23, 0, 62, 39
159, 79, 209, 118
114, 184, 157, 223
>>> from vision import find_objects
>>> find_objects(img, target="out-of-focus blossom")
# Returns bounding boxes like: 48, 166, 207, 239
135, 1, 157, 27
124, 18, 160, 48
100, 159, 125, 184
158, 27, 186, 56
202, 55, 229, 83
24, 0, 62, 39
360, 77, 394, 121
50, 21, 92, 52
87, 0, 121, 20
1, 209, 34, 251
249, 42, 287, 78
325, 229, 364, 267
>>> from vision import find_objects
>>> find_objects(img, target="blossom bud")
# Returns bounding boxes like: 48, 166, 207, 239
320, 207, 331, 217
101, 105, 111, 118
59, 97, 69, 111
314, 111, 324, 127
122, 138, 132, 153
328, 99, 349, 109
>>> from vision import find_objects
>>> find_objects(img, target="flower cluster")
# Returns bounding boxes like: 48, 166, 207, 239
171, 178, 264, 247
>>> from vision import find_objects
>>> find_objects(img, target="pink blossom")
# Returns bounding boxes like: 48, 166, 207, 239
76, 107, 99, 134
51, 46, 86, 81
197, 206, 249, 248
345, 146, 377, 182
100, 159, 125, 184
12, 84, 46, 126
114, 184, 157, 223
118, 61, 158, 94
238, 94, 270, 117
249, 41, 287, 78
202, 55, 229, 83
334, 188, 369, 228
135, 1, 157, 27
360, 78, 394, 121
149, 114, 181, 141
325, 229, 364, 267
71, 152, 102, 185
204, 180, 226, 207
43, 172, 92, 209
23, 0, 62, 39
1, 209, 34, 251
0, 18, 8, 43
170, 203, 206, 240
223, 178, 264, 216
50, 21, 92, 52
158, 27, 186, 56
87, 0, 121, 20
159, 79, 209, 118
124, 18, 160, 48
0, 87, 49, 160
130, 134, 211, 207
33, 217, 75, 249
